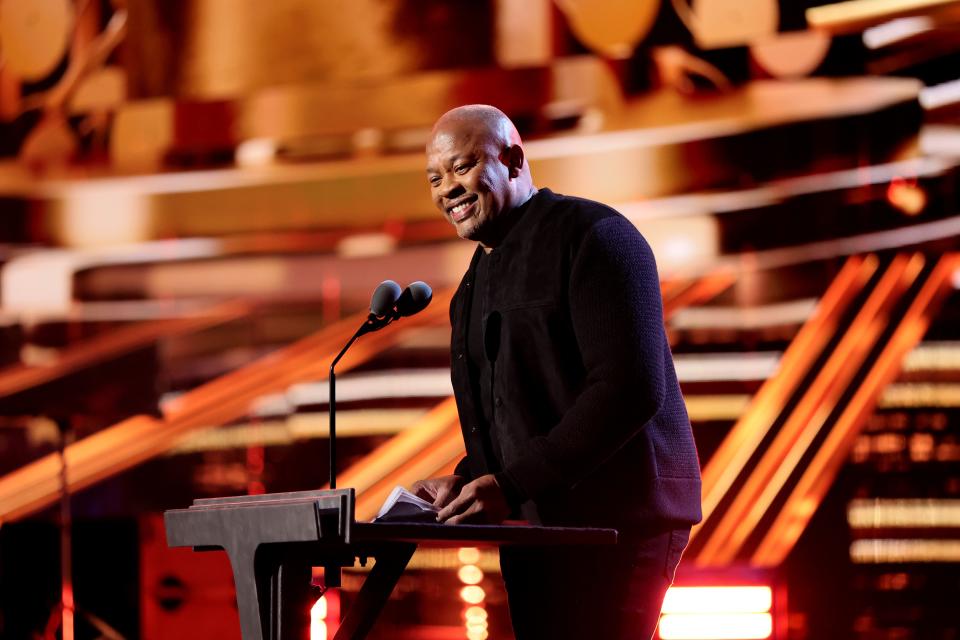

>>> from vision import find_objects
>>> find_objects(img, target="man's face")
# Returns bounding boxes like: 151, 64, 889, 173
425, 123, 512, 244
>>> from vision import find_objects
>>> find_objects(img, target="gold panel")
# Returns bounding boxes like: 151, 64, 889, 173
124, 0, 495, 100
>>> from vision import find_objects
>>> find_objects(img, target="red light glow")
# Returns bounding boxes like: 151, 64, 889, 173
310, 596, 328, 640
886, 176, 926, 216
659, 613, 773, 639
658, 585, 774, 640
661, 586, 772, 614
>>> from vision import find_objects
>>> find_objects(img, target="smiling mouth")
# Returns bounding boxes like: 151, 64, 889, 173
447, 196, 478, 222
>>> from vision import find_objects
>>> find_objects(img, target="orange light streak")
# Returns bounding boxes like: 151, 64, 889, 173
0, 299, 249, 399
693, 255, 875, 543
806, 0, 959, 34
662, 268, 736, 320
333, 396, 459, 496
700, 254, 923, 565
353, 423, 464, 521
0, 290, 453, 524
753, 254, 959, 566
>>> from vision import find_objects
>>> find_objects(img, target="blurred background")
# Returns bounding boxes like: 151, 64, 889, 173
1, 0, 960, 638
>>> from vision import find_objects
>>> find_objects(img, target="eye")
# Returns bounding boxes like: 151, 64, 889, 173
455, 162, 474, 175
428, 175, 441, 186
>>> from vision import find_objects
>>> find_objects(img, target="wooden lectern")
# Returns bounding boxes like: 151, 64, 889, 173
165, 488, 617, 640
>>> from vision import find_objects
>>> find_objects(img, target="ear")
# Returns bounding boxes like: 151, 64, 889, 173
502, 144, 524, 179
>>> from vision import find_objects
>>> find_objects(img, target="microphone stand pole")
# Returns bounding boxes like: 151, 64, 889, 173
322, 312, 390, 591
45, 417, 125, 640
327, 314, 391, 489
57, 417, 75, 640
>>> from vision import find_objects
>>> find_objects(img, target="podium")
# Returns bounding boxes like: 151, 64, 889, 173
165, 488, 617, 640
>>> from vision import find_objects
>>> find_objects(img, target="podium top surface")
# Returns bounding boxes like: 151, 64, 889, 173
165, 488, 618, 549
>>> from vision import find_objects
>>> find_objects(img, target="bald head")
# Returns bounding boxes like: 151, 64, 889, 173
426, 105, 536, 248
432, 104, 523, 148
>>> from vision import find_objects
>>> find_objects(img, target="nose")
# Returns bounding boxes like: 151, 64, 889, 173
438, 174, 465, 200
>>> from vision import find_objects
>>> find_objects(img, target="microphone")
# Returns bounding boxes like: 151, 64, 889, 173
369, 280, 402, 317
357, 280, 432, 335
395, 281, 433, 317
328, 280, 432, 489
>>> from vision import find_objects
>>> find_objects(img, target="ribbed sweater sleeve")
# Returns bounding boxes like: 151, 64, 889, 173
502, 214, 666, 500
453, 456, 473, 480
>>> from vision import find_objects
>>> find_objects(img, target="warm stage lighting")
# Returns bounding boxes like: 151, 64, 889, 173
459, 585, 486, 605
659, 613, 773, 640
659, 586, 774, 639
886, 176, 927, 216
848, 498, 960, 528
661, 586, 772, 614
458, 564, 484, 585
463, 602, 489, 640
235, 137, 278, 167
310, 596, 328, 640
458, 547, 481, 564
863, 16, 933, 49
850, 538, 960, 563
464, 606, 488, 622
466, 619, 488, 632
458, 547, 488, 638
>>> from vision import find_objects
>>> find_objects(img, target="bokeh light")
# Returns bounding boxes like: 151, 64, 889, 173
459, 585, 486, 605
457, 564, 484, 585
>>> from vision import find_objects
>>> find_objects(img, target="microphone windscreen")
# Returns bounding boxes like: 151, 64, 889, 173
370, 280, 402, 316
396, 281, 433, 317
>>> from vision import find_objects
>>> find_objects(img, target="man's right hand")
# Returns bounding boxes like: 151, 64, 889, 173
411, 475, 467, 509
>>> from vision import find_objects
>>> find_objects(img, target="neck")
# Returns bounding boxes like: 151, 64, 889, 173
516, 184, 537, 207
479, 185, 537, 253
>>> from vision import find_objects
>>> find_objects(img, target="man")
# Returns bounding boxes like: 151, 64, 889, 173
413, 105, 701, 639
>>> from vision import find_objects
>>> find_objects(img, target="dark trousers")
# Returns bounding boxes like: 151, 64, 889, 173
499, 528, 689, 640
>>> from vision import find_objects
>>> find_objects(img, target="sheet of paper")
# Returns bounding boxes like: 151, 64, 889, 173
374, 486, 440, 522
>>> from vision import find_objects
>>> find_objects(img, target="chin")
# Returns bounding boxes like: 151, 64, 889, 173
455, 220, 482, 241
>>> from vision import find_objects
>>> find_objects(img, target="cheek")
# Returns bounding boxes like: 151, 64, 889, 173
480, 165, 507, 193
474, 172, 498, 198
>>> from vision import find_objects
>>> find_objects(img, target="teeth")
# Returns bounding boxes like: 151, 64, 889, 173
451, 202, 470, 214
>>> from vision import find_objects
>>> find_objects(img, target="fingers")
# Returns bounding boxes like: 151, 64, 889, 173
433, 484, 457, 508
444, 502, 483, 524
437, 490, 470, 522
411, 480, 434, 502
413, 476, 465, 507
438, 484, 491, 524
437, 475, 508, 524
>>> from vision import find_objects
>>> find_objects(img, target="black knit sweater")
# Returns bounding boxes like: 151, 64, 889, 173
450, 188, 702, 531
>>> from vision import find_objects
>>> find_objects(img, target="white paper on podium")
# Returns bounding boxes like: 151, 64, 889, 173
374, 486, 440, 523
